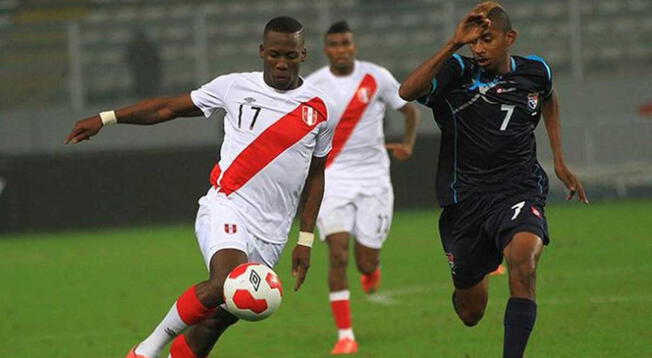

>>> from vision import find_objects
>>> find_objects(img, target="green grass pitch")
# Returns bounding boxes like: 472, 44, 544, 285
2, 200, 651, 357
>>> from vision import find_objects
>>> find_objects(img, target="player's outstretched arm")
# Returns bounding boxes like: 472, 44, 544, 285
291, 155, 327, 291
64, 94, 203, 144
386, 103, 420, 161
542, 90, 589, 203
399, 12, 490, 101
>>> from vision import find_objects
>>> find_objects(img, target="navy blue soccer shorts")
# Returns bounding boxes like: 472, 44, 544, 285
438, 194, 550, 289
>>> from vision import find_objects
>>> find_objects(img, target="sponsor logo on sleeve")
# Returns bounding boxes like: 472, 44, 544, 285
531, 206, 542, 219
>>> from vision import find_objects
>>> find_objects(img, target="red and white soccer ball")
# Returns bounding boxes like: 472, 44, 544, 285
223, 262, 283, 321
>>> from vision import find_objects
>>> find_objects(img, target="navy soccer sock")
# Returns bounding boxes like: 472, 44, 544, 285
503, 297, 537, 358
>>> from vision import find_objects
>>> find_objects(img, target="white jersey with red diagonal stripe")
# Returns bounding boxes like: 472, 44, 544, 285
305, 61, 406, 189
190, 72, 335, 244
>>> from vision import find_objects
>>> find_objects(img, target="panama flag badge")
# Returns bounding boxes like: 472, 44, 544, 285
302, 105, 318, 126
527, 93, 539, 110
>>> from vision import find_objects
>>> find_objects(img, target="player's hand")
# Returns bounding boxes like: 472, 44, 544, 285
64, 116, 103, 144
555, 164, 589, 204
386, 142, 413, 161
451, 12, 491, 46
291, 244, 311, 291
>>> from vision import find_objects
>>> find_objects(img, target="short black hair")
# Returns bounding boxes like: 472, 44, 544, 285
326, 21, 352, 35
264, 16, 303, 35
487, 6, 512, 33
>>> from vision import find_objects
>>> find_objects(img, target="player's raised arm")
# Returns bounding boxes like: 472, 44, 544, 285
399, 12, 490, 101
542, 90, 589, 203
291, 155, 327, 291
386, 103, 420, 161
64, 94, 203, 144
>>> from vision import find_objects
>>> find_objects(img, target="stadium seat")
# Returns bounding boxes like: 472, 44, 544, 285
598, 0, 624, 15
114, 8, 136, 22
613, 18, 637, 34
169, 4, 193, 19
541, 2, 565, 18
628, 0, 650, 12
142, 7, 165, 20
583, 20, 609, 36
511, 4, 537, 19
627, 46, 649, 59
369, 15, 392, 30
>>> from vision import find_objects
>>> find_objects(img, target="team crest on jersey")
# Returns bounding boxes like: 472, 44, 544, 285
224, 223, 237, 234
244, 97, 256, 103
357, 87, 370, 104
302, 105, 318, 126
527, 93, 539, 110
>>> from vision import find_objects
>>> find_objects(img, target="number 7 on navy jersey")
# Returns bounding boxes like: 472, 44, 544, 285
500, 104, 515, 131
511, 201, 525, 220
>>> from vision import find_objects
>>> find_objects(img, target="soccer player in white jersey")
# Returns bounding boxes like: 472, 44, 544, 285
65, 17, 336, 358
305, 21, 420, 355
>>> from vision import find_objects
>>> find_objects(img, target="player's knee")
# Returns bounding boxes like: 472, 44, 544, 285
507, 254, 537, 279
330, 249, 349, 269
356, 258, 378, 275
203, 279, 227, 306
457, 307, 485, 327
204, 308, 239, 329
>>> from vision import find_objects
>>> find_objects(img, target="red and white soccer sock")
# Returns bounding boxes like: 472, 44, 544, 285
168, 334, 199, 358
329, 290, 355, 341
136, 286, 214, 357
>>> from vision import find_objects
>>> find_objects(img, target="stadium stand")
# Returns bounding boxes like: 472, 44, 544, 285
1, 0, 651, 199
2, 0, 650, 110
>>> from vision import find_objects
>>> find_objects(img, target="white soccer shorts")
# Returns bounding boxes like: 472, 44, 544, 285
194, 188, 285, 269
317, 185, 394, 249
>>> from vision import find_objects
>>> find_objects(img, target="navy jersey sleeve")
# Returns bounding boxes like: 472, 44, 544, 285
418, 54, 467, 107
525, 55, 553, 99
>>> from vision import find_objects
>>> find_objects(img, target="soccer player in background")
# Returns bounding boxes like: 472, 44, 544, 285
65, 16, 336, 358
305, 21, 420, 355
398, 2, 588, 357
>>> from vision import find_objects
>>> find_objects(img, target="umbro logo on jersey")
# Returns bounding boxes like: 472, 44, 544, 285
224, 223, 238, 234
527, 93, 539, 110
302, 105, 318, 126
357, 87, 370, 103
244, 97, 256, 103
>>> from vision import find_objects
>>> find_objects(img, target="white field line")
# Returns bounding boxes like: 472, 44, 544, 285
366, 265, 652, 306
366, 286, 652, 306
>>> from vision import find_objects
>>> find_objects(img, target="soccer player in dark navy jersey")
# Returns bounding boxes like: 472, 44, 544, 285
399, 2, 588, 357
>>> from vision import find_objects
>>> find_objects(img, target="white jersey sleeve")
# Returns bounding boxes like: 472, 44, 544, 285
377, 67, 407, 111
313, 100, 335, 158
190, 73, 239, 118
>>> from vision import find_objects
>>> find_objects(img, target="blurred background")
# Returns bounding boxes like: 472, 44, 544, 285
1, 0, 651, 232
